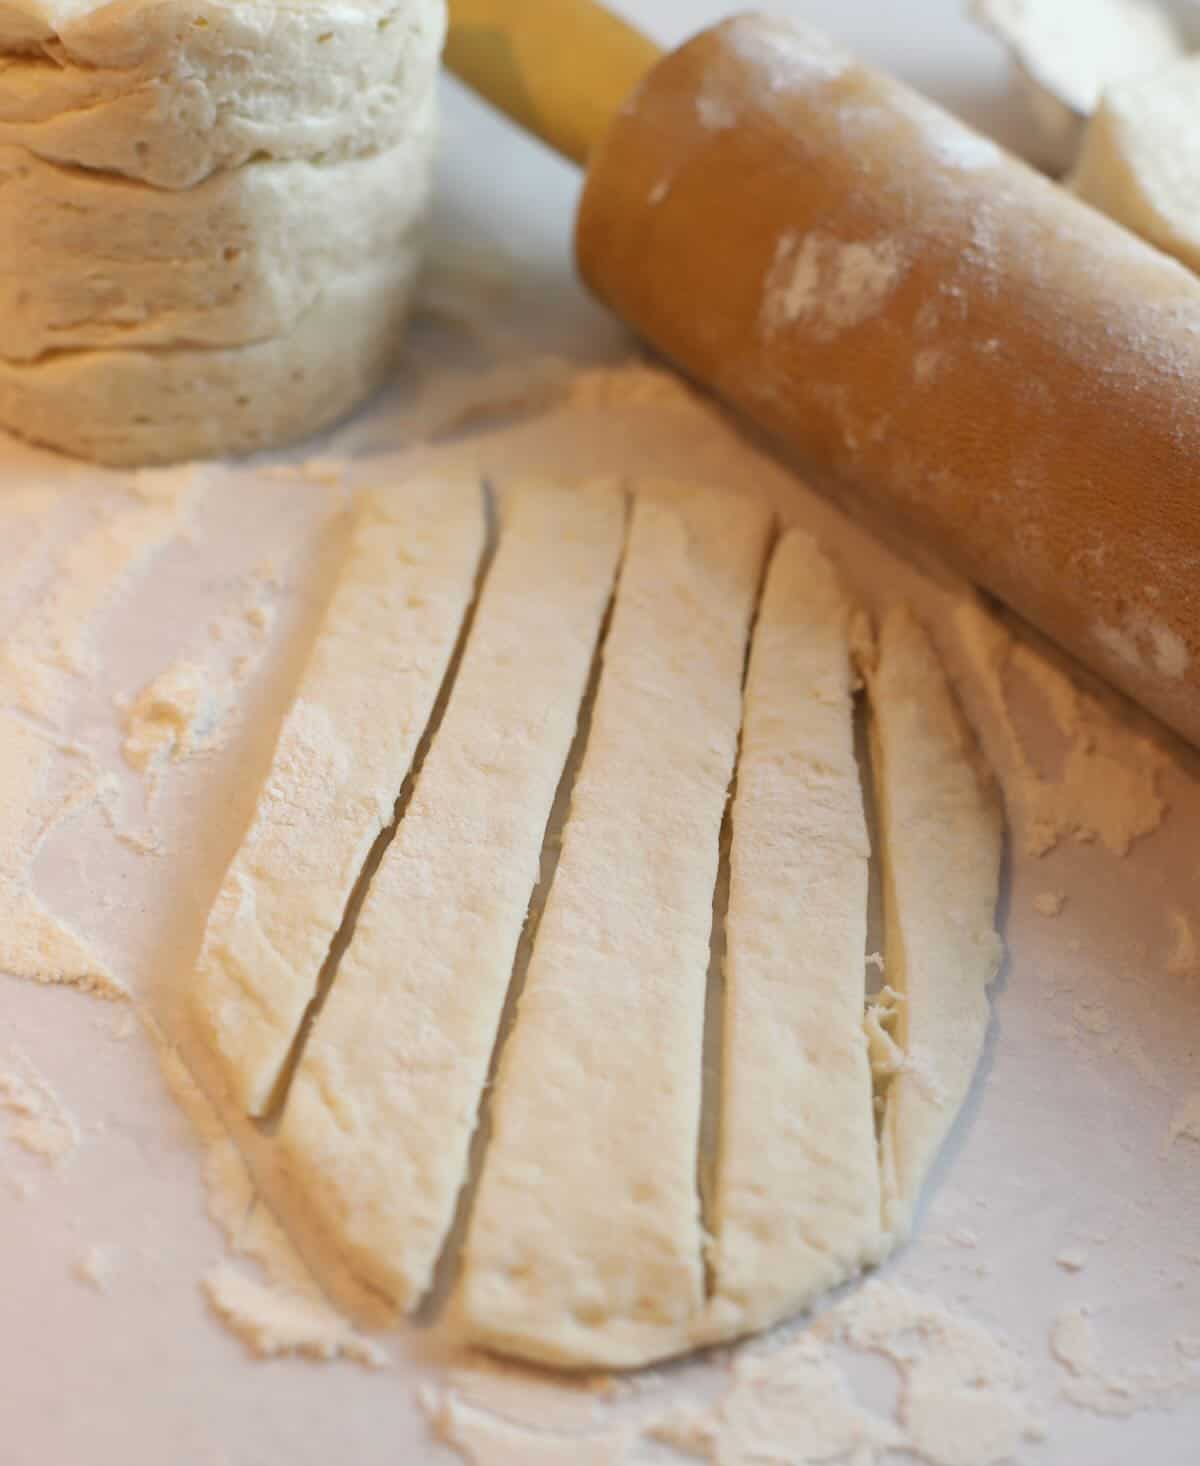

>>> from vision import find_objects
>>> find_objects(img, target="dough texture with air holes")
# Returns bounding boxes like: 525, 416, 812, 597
1072, 56, 1200, 276
278, 481, 626, 1311
460, 485, 771, 1371
863, 608, 1005, 1239
190, 475, 486, 1118
0, 0, 445, 189
0, 97, 435, 361
0, 249, 424, 465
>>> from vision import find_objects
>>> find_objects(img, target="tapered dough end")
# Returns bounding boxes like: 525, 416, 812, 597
866, 606, 1005, 1242
188, 473, 487, 1120
707, 528, 886, 1337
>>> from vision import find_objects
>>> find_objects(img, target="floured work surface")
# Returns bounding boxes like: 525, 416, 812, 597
3, 361, 1198, 1462
3, 58, 1200, 1466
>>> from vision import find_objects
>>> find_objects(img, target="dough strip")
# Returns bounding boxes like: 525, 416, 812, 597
710, 529, 884, 1332
190, 475, 487, 1116
460, 485, 771, 1369
278, 480, 626, 1309
864, 608, 1005, 1238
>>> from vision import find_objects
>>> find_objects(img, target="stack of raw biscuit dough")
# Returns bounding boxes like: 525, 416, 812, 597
0, 0, 446, 464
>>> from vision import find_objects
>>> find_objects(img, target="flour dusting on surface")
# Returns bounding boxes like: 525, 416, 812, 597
639, 1284, 1043, 1466
761, 232, 907, 341
954, 601, 1166, 856
1051, 1305, 1200, 1416
1165, 1094, 1200, 1152
0, 1048, 80, 1163
1166, 910, 1199, 979
1093, 610, 1191, 682
424, 1391, 632, 1466
202, 1263, 387, 1368
0, 472, 203, 726
72, 1243, 116, 1292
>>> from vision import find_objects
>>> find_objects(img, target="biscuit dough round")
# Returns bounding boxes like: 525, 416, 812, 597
0, 0, 445, 188
0, 101, 435, 361
0, 250, 423, 464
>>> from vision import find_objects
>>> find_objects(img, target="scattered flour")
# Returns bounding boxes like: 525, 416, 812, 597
122, 573, 278, 787
72, 1243, 116, 1292
0, 715, 119, 994
1166, 910, 1199, 979
1051, 1305, 1200, 1417
1055, 1247, 1088, 1272
123, 660, 237, 776
648, 1336, 900, 1464
724, 15, 849, 91
953, 600, 1166, 856
829, 1283, 1046, 1465
1164, 1093, 1200, 1152
1034, 891, 1066, 917
152, 1028, 384, 1369
695, 85, 737, 133
641, 1284, 1043, 1466
1094, 610, 1191, 682
442, 1360, 608, 1433
0, 472, 204, 726
424, 1391, 632, 1466
761, 232, 907, 341
0, 1048, 80, 1163
0, 470, 204, 991
202, 1263, 386, 1368
1072, 999, 1111, 1036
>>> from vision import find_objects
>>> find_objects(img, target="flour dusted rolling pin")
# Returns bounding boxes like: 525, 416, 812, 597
447, 3, 1200, 751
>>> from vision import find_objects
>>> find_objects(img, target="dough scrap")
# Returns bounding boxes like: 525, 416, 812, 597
278, 480, 626, 1309
709, 529, 885, 1332
190, 475, 486, 1118
971, 0, 1182, 172
863, 609, 1004, 1239
0, 235, 426, 468
460, 486, 772, 1370
0, 0, 445, 189
1072, 56, 1200, 276
0, 107, 434, 361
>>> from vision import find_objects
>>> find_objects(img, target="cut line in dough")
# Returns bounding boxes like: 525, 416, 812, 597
460, 485, 772, 1370
277, 480, 627, 1310
709, 529, 886, 1333
189, 475, 487, 1117
862, 608, 1005, 1240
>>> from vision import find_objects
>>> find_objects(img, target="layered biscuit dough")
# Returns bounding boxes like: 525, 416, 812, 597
0, 0, 445, 463
0, 0, 444, 188
0, 96, 435, 360
0, 251, 426, 464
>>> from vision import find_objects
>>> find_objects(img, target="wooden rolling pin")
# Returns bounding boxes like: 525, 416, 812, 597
447, 3, 1200, 750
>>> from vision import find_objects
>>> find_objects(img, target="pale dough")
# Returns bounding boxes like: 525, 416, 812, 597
0, 100, 435, 361
0, 0, 445, 189
863, 608, 1005, 1239
971, 0, 1183, 172
460, 485, 772, 1370
1072, 56, 1200, 276
709, 529, 885, 1332
278, 480, 626, 1309
0, 250, 425, 465
189, 475, 486, 1118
